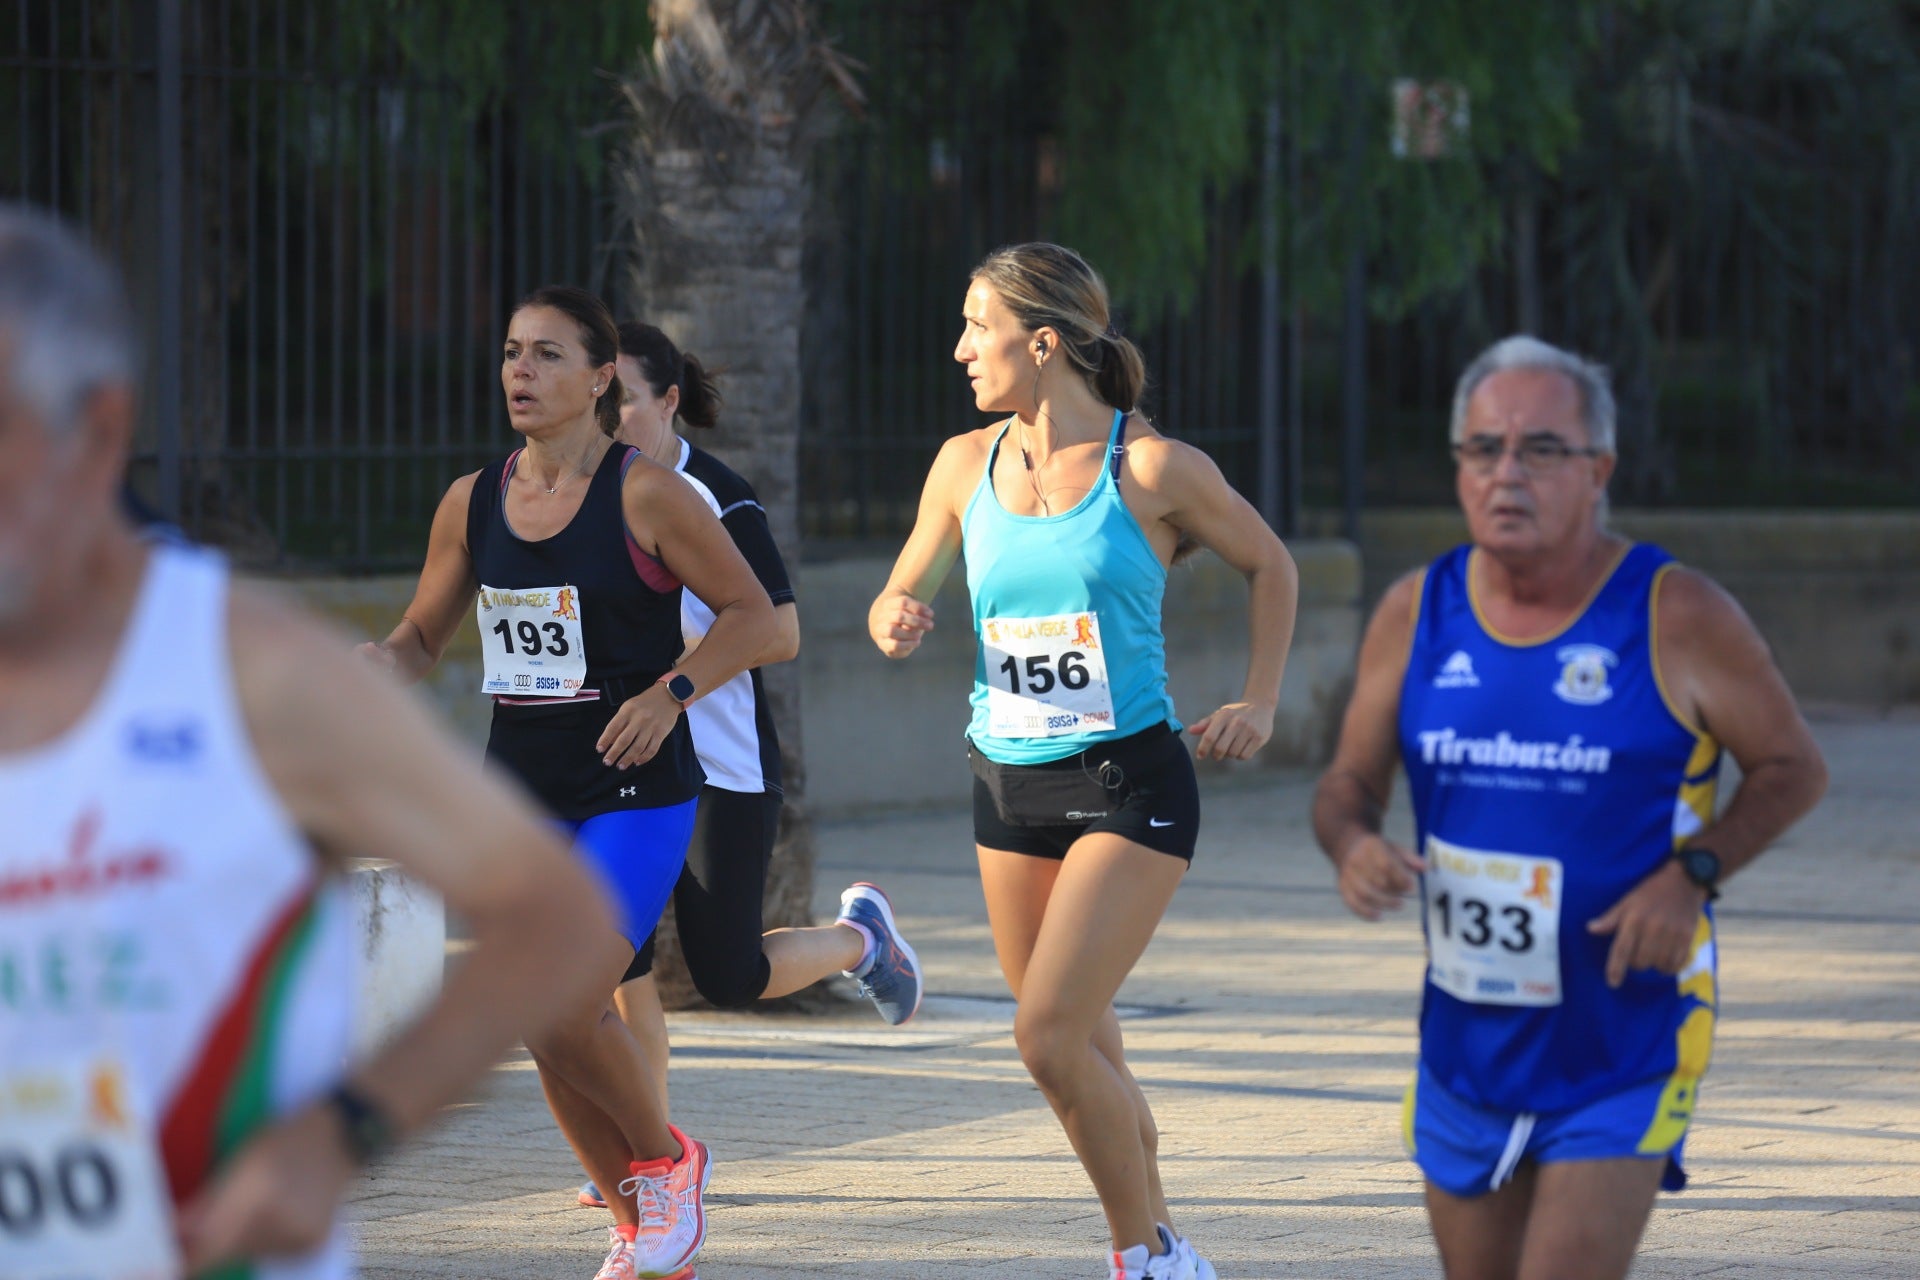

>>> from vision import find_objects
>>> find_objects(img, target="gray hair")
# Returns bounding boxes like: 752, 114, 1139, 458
0, 204, 138, 435
1450, 335, 1615, 453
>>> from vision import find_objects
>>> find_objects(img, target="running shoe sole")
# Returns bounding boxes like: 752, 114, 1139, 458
844, 881, 924, 1024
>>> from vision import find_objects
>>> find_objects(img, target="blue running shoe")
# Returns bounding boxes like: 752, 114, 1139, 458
837, 882, 923, 1025
578, 1179, 606, 1209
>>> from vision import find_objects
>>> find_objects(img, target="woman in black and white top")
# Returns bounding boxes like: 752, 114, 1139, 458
572, 323, 925, 1209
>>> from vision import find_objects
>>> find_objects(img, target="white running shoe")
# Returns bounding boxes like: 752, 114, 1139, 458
1110, 1226, 1197, 1280
592, 1226, 637, 1280
1165, 1226, 1219, 1280
619, 1124, 712, 1279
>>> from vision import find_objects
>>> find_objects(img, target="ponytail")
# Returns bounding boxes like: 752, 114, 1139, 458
616, 319, 723, 430
595, 373, 623, 437
674, 352, 724, 429
1094, 332, 1147, 413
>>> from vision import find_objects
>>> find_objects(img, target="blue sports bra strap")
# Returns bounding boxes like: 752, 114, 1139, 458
1107, 408, 1127, 480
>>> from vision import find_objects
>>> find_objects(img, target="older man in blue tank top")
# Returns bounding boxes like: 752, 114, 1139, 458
1312, 336, 1828, 1280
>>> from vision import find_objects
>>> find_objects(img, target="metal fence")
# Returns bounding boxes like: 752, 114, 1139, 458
2, 0, 617, 568
7, 2, 1914, 569
798, 0, 1301, 541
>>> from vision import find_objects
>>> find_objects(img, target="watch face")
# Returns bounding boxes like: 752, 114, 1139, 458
667, 674, 695, 703
1682, 848, 1721, 884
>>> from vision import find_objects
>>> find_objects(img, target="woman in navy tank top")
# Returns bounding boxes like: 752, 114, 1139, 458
364, 287, 776, 1280
869, 243, 1300, 1280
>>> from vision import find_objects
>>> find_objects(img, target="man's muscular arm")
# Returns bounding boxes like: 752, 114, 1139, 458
1588, 567, 1827, 985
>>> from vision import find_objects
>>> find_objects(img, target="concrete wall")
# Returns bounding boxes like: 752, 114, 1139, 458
271, 539, 1364, 816
1330, 509, 1920, 706
276, 509, 1918, 813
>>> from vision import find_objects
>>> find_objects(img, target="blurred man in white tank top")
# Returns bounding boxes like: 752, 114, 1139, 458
0, 205, 613, 1278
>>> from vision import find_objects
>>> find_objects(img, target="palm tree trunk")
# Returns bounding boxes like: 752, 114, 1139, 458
620, 0, 856, 1009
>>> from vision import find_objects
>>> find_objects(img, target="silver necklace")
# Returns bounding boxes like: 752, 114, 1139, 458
534, 446, 601, 495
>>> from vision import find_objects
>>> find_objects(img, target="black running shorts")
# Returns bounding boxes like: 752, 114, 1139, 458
969, 723, 1200, 863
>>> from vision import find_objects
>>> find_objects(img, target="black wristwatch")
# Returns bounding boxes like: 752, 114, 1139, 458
324, 1084, 396, 1166
658, 671, 696, 707
1674, 846, 1722, 901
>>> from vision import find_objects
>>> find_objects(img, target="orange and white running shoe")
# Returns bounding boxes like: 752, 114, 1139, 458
619, 1124, 712, 1279
592, 1225, 637, 1280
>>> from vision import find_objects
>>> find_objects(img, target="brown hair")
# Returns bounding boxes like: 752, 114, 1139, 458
616, 321, 722, 429
512, 285, 623, 436
970, 242, 1147, 411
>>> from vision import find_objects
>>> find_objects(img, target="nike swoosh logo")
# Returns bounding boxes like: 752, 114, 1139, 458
1149, 818, 1175, 828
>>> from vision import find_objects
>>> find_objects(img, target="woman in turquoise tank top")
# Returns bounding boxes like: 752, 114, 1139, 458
869, 243, 1299, 1280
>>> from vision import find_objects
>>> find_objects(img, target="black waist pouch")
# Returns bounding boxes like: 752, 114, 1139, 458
968, 723, 1183, 827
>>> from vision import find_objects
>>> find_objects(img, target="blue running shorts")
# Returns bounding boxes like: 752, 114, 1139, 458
1403, 1060, 1694, 1198
567, 799, 699, 947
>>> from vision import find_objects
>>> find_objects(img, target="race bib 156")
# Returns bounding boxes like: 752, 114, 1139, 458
980, 611, 1117, 739
0, 1057, 183, 1280
477, 584, 589, 697
1422, 834, 1564, 1007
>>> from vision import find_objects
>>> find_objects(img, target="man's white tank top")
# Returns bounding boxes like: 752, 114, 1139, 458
0, 545, 353, 1279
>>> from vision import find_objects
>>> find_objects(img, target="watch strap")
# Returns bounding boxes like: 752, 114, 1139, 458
325, 1083, 395, 1166
1675, 847, 1722, 901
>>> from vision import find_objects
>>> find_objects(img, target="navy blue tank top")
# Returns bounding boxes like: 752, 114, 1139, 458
467, 444, 702, 815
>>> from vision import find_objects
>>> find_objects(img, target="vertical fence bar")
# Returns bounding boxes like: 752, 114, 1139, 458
1256, 73, 1283, 533
154, 0, 183, 519
46, 0, 58, 209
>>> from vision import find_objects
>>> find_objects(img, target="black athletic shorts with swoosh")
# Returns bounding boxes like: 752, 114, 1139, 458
969, 722, 1201, 863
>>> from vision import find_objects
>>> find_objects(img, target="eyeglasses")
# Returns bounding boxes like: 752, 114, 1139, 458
1451, 433, 1603, 476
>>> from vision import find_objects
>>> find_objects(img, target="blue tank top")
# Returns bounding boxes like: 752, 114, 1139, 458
1398, 542, 1722, 1114
963, 410, 1180, 765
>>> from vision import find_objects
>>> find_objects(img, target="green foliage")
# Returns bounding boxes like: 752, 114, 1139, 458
1051, 0, 1267, 311
336, 0, 654, 168
950, 0, 1598, 315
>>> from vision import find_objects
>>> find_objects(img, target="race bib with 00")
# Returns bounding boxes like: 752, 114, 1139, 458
1422, 834, 1564, 1007
980, 611, 1117, 739
0, 1057, 182, 1280
477, 583, 588, 697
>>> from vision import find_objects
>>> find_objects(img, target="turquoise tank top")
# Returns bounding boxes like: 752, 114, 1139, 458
1399, 542, 1722, 1116
962, 409, 1181, 765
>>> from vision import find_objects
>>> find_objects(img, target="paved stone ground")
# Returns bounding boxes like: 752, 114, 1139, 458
349, 714, 1919, 1279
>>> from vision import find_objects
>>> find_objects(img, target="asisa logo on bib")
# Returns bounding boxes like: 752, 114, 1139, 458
1553, 643, 1617, 705
1433, 650, 1479, 688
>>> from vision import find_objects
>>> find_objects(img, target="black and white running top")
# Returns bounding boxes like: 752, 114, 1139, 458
672, 438, 792, 795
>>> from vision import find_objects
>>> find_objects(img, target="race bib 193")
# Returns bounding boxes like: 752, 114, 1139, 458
0, 1057, 183, 1280
981, 611, 1117, 739
477, 584, 589, 697
1422, 834, 1564, 1007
